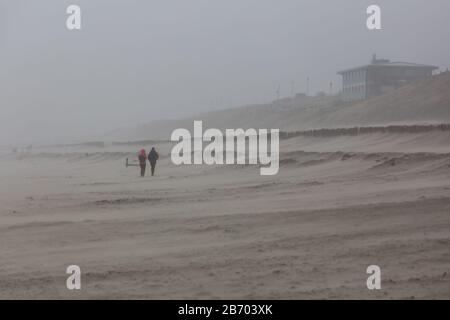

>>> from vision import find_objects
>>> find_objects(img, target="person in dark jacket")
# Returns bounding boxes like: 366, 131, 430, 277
138, 149, 147, 177
148, 147, 159, 176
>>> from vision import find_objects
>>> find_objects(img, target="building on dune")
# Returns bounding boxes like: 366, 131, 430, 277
338, 55, 438, 102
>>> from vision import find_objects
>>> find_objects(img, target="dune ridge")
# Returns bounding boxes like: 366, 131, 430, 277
104, 72, 450, 142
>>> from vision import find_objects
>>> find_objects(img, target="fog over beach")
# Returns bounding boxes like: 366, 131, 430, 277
1, 0, 450, 145
0, 0, 449, 300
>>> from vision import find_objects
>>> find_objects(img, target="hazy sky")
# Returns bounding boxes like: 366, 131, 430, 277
1, 0, 449, 145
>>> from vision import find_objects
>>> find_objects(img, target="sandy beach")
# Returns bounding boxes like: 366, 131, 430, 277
1, 128, 449, 299
2, 0, 450, 303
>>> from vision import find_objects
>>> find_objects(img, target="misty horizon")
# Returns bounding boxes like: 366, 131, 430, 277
1, 0, 450, 145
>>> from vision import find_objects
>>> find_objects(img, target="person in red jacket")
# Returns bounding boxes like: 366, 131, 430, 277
138, 149, 147, 177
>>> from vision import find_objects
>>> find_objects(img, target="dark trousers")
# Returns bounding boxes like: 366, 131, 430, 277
140, 164, 146, 177
150, 161, 156, 176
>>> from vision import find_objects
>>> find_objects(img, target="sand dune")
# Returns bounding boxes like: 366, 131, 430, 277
1, 125, 450, 299
105, 72, 450, 142
2, 72, 450, 299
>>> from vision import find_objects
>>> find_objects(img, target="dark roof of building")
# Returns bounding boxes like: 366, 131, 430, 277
338, 61, 438, 75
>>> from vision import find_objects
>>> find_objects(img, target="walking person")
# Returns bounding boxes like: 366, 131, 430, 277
148, 147, 159, 176
138, 149, 147, 177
